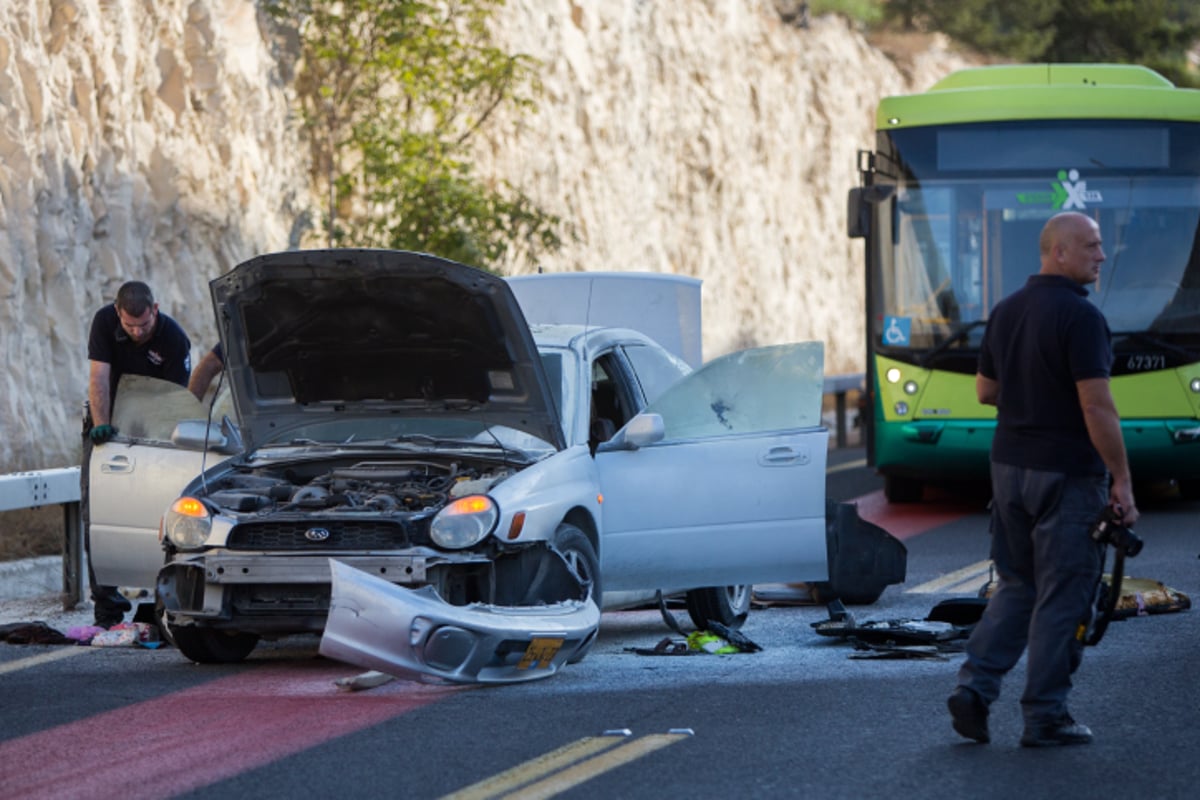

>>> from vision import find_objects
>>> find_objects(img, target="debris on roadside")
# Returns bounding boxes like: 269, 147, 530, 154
626, 623, 763, 657
0, 621, 74, 645
812, 599, 979, 660
335, 670, 397, 692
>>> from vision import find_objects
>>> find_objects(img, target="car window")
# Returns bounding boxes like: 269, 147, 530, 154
591, 353, 637, 430
111, 375, 212, 443
539, 352, 565, 420
621, 343, 691, 404
644, 342, 825, 439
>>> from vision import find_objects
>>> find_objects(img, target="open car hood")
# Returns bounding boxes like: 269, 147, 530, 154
210, 250, 564, 451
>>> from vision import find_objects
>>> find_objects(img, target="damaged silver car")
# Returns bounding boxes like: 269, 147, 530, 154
89, 250, 832, 678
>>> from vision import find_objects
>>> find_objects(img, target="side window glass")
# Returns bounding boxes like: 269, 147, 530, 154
621, 343, 691, 405
590, 353, 636, 448
645, 342, 825, 439
112, 375, 209, 444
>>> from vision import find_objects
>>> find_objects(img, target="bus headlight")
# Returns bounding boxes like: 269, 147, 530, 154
903, 380, 919, 395
894, 401, 910, 416
164, 497, 211, 550
431, 495, 498, 549
1190, 378, 1200, 393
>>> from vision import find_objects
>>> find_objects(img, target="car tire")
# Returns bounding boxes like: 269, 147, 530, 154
685, 584, 751, 630
553, 523, 602, 606
884, 474, 923, 503
169, 624, 260, 664
553, 523, 601, 664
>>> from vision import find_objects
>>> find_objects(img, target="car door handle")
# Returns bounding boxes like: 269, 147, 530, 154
100, 455, 134, 474
758, 446, 810, 466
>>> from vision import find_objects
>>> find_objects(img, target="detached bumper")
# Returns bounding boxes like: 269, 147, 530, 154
319, 559, 600, 685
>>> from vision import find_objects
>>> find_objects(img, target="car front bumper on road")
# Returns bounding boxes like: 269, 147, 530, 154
319, 558, 600, 685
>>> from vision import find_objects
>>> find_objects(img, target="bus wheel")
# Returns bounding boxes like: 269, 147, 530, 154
1178, 479, 1200, 501
885, 475, 923, 503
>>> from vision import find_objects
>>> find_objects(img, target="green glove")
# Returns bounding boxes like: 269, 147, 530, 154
89, 424, 117, 444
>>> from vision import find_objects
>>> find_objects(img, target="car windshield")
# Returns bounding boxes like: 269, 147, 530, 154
873, 120, 1200, 353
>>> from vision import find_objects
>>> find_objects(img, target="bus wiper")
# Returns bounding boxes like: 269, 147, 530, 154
918, 320, 988, 367
1110, 330, 1199, 362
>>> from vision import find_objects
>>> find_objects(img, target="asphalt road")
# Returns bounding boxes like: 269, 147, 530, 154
2, 449, 1198, 800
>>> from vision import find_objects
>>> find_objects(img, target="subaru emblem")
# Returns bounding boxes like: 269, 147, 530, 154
305, 527, 332, 542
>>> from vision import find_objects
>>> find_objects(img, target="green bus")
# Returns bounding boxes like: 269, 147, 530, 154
848, 63, 1200, 503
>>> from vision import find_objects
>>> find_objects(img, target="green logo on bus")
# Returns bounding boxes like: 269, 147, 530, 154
1017, 169, 1103, 210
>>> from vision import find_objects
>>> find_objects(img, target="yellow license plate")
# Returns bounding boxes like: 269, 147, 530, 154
517, 637, 564, 670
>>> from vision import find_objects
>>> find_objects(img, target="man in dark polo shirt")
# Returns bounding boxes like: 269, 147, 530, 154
83, 281, 192, 627
947, 212, 1139, 748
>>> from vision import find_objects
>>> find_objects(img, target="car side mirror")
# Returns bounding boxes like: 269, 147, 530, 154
597, 413, 665, 452
171, 419, 239, 454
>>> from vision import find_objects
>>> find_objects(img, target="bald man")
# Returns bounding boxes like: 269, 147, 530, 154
947, 211, 1138, 748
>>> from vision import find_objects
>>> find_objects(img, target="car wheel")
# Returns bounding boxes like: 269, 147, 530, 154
884, 474, 923, 503
685, 584, 751, 630
553, 523, 601, 664
553, 523, 602, 606
169, 624, 260, 664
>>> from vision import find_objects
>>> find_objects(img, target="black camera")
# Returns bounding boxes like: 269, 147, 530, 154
1090, 506, 1143, 557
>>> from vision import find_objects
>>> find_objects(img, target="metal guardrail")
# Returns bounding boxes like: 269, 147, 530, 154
0, 467, 83, 608
824, 373, 864, 449
1, 376, 864, 603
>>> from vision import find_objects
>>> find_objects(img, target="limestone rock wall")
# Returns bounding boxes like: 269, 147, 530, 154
0, 0, 972, 474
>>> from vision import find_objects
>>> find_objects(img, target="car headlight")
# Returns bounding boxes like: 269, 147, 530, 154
164, 497, 212, 550
430, 495, 498, 549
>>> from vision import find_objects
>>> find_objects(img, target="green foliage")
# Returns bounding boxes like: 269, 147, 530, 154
879, 0, 1200, 85
810, 0, 884, 25
262, 0, 563, 269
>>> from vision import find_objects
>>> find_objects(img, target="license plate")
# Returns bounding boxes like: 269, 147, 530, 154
517, 637, 564, 669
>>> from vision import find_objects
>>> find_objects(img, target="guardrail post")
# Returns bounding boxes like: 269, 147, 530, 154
835, 391, 849, 449
62, 501, 83, 609
823, 373, 864, 449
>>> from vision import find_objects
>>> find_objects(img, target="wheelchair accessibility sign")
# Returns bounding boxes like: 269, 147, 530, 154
883, 316, 911, 346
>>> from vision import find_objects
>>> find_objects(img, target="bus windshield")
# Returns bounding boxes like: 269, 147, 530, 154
870, 120, 1200, 364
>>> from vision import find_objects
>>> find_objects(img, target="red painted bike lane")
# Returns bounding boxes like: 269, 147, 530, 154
850, 489, 983, 540
0, 660, 463, 800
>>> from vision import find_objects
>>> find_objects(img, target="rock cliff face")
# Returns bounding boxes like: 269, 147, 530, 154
0, 0, 972, 473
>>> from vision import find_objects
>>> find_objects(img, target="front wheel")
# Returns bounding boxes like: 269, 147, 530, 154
552, 523, 601, 664
685, 584, 751, 630
169, 624, 260, 664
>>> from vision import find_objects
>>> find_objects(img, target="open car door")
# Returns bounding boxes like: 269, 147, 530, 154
595, 342, 829, 594
87, 375, 239, 592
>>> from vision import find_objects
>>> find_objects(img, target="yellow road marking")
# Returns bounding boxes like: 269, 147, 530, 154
0, 646, 92, 675
905, 559, 992, 594
442, 736, 625, 800
503, 733, 691, 800
826, 458, 867, 475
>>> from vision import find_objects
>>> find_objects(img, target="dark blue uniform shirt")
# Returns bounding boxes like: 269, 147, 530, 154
87, 304, 192, 407
979, 274, 1112, 476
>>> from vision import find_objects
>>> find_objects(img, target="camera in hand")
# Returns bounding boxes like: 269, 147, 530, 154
1090, 506, 1143, 557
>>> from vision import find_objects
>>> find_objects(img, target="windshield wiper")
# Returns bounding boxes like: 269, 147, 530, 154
917, 320, 988, 367
1110, 330, 1199, 362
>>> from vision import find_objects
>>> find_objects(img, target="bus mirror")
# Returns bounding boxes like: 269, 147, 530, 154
848, 185, 895, 238
847, 188, 869, 238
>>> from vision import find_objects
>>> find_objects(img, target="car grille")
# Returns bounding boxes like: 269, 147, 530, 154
226, 518, 425, 550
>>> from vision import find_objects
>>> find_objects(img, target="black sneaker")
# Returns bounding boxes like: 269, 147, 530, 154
947, 687, 990, 743
92, 587, 132, 629
1020, 717, 1093, 747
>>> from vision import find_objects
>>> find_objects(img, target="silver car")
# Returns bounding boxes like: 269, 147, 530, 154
88, 250, 831, 678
